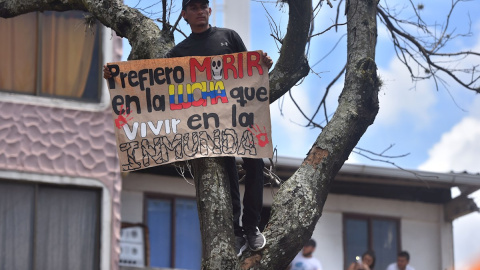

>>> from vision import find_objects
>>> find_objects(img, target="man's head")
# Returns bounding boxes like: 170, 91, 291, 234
182, 0, 209, 10
181, 0, 211, 31
301, 239, 316, 258
396, 251, 410, 270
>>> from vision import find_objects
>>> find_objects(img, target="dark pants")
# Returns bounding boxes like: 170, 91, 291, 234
225, 157, 264, 236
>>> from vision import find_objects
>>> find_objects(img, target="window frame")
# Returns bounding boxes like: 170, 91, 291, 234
0, 170, 112, 270
342, 213, 401, 268
0, 179, 101, 269
143, 192, 201, 269
0, 11, 103, 102
0, 12, 112, 112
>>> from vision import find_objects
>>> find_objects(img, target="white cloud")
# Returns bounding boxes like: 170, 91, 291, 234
417, 95, 480, 268
416, 13, 480, 174
345, 151, 361, 164
270, 86, 316, 157
376, 58, 437, 128
405, 28, 480, 269
418, 115, 480, 173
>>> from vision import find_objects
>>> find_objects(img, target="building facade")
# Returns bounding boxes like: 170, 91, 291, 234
0, 11, 122, 270
120, 158, 480, 270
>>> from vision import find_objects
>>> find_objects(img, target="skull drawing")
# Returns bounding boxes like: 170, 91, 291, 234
211, 56, 223, 80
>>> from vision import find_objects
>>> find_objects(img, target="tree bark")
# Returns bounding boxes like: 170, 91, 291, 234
192, 158, 238, 269
0, 0, 380, 269
242, 0, 380, 269
269, 0, 312, 103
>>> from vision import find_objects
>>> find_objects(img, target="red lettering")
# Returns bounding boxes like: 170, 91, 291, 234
238, 53, 244, 79
247, 51, 263, 76
170, 103, 183, 110
190, 58, 212, 82
210, 96, 229, 105
223, 54, 237, 80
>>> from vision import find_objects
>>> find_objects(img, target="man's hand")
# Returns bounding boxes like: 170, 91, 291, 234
103, 65, 112, 79
262, 52, 273, 70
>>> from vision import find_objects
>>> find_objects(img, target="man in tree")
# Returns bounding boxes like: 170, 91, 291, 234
104, 0, 273, 257
166, 0, 273, 257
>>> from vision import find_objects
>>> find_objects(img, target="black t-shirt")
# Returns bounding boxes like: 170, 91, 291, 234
165, 26, 247, 58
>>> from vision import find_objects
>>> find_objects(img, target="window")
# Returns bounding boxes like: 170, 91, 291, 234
146, 196, 202, 270
0, 181, 101, 270
0, 11, 101, 102
344, 214, 400, 270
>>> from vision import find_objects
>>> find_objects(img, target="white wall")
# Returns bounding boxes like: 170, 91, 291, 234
312, 211, 344, 270
121, 190, 144, 224
121, 174, 454, 270
121, 173, 198, 224
310, 194, 454, 270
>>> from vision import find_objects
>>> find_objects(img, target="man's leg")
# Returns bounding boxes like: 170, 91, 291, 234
225, 157, 248, 256
241, 158, 266, 251
225, 156, 242, 236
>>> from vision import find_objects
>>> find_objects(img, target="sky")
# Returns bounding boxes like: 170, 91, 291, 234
121, 0, 480, 268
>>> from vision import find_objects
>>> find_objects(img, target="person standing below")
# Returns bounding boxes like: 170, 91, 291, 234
168, 0, 273, 257
386, 251, 415, 270
288, 239, 323, 270
347, 250, 376, 270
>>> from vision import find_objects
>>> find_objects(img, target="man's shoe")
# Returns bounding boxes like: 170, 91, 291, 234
246, 227, 266, 251
235, 235, 247, 257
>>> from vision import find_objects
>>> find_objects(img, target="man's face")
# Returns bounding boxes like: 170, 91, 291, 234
396, 256, 409, 270
182, 1, 211, 27
302, 245, 315, 257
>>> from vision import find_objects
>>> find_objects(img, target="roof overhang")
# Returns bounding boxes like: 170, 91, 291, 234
268, 156, 480, 220
134, 156, 480, 220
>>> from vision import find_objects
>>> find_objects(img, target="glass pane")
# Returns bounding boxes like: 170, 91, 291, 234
372, 219, 398, 270
0, 13, 37, 94
174, 198, 202, 270
81, 26, 101, 102
147, 198, 172, 268
344, 218, 368, 268
0, 182, 35, 270
35, 186, 100, 270
40, 11, 97, 99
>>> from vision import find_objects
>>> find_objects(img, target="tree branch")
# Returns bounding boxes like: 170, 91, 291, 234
377, 3, 480, 93
0, 0, 175, 60
253, 0, 380, 269
268, 0, 312, 104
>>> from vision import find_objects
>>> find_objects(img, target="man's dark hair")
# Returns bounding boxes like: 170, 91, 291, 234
398, 251, 410, 261
304, 239, 316, 248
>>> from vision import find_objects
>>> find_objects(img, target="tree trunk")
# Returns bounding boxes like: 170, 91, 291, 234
0, 0, 380, 269
240, 0, 380, 269
192, 158, 238, 269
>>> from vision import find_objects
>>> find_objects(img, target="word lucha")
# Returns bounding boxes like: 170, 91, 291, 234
168, 81, 228, 110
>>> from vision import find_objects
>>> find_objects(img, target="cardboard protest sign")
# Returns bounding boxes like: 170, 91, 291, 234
107, 50, 273, 172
